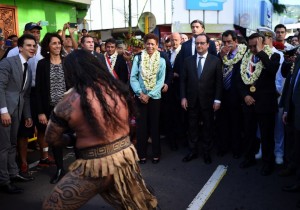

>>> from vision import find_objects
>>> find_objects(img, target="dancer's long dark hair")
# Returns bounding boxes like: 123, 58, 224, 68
63, 49, 135, 138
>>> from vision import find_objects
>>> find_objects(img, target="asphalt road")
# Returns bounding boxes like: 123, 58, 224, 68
0, 139, 298, 210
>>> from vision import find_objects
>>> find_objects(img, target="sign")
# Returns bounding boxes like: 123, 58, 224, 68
138, 12, 156, 34
186, 0, 227, 11
260, 1, 272, 28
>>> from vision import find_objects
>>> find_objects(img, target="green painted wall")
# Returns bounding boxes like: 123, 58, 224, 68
1, 0, 79, 38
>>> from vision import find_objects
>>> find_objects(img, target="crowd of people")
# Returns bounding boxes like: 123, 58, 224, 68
0, 19, 300, 209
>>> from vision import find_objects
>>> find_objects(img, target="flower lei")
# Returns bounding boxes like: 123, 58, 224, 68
140, 49, 160, 90
104, 51, 118, 76
222, 44, 247, 77
240, 45, 273, 85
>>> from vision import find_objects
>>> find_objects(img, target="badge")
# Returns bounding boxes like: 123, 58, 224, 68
250, 85, 256, 93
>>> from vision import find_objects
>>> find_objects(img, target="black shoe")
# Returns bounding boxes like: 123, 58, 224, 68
282, 184, 300, 193
152, 158, 160, 164
278, 168, 296, 177
0, 183, 24, 194
261, 164, 273, 176
182, 153, 198, 162
50, 169, 65, 184
10, 173, 34, 182
203, 153, 212, 164
139, 159, 147, 164
239, 159, 256, 168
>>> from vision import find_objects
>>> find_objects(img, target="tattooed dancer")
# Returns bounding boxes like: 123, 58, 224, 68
42, 50, 158, 210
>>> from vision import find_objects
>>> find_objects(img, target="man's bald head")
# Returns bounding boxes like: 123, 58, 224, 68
171, 32, 181, 49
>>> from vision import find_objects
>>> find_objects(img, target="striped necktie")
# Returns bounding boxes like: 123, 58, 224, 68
223, 53, 233, 90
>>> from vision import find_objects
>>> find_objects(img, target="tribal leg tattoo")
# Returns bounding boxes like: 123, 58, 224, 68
42, 167, 111, 210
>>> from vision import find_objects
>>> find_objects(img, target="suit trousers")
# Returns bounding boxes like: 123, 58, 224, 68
135, 98, 161, 158
243, 106, 275, 164
217, 104, 243, 155
187, 101, 214, 154
0, 109, 20, 185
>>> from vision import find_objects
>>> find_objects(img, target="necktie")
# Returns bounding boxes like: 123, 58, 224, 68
224, 53, 233, 90
197, 56, 203, 78
22, 62, 28, 89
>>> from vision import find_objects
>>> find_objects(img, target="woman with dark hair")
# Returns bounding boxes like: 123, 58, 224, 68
36, 32, 67, 184
130, 33, 166, 164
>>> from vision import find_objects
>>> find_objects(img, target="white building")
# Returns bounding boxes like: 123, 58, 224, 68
85, 0, 273, 39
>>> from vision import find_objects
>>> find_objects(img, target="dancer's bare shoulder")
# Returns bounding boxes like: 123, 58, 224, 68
54, 88, 80, 121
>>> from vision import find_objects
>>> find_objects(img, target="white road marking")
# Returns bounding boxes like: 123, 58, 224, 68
187, 165, 228, 210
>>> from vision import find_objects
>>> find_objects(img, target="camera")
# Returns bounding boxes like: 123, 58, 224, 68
69, 23, 78, 28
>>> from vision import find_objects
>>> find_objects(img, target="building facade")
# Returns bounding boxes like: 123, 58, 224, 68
0, 0, 90, 39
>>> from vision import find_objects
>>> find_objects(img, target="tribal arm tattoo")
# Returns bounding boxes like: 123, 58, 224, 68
45, 92, 79, 147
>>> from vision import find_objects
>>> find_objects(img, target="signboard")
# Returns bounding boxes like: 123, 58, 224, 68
186, 0, 227, 11
260, 1, 272, 28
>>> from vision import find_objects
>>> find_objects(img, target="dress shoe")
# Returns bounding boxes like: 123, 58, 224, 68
239, 159, 256, 169
152, 158, 160, 164
261, 164, 273, 176
282, 184, 300, 193
10, 173, 34, 182
203, 153, 212, 164
278, 168, 295, 177
0, 183, 24, 194
50, 169, 65, 184
139, 158, 147, 164
182, 153, 198, 162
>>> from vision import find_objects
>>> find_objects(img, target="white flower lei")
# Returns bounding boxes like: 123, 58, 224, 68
140, 49, 160, 90
104, 51, 118, 76
222, 44, 247, 77
240, 45, 273, 85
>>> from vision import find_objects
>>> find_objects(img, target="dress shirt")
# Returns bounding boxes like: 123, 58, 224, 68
272, 47, 285, 95
192, 37, 196, 55
170, 45, 181, 68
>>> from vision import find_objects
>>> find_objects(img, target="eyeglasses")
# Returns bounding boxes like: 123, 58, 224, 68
195, 42, 207, 46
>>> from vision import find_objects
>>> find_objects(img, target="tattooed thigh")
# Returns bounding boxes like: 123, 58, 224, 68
42, 168, 108, 210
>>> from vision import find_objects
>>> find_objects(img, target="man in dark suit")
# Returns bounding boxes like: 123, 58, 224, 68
281, 55, 300, 196
0, 34, 36, 194
238, 33, 280, 176
81, 35, 108, 71
216, 30, 246, 158
104, 38, 129, 84
174, 19, 217, 143
180, 34, 223, 164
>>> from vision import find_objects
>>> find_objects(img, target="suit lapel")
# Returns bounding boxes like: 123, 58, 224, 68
14, 56, 23, 90
192, 54, 198, 78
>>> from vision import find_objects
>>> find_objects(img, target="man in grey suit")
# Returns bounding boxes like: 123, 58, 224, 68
0, 34, 36, 194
